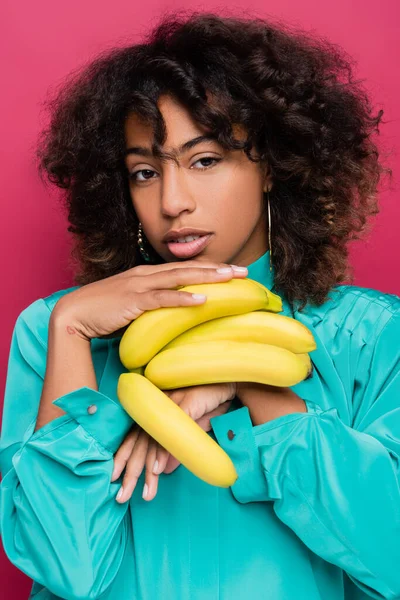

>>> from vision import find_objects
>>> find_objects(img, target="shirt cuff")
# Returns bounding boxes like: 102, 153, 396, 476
210, 405, 270, 502
52, 387, 134, 454
210, 399, 324, 503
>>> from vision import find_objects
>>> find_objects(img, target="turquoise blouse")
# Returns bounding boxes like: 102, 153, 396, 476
1, 250, 400, 600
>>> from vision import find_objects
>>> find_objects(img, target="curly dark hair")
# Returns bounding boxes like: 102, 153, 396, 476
36, 9, 391, 311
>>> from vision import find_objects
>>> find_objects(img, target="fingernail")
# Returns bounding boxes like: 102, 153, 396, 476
142, 483, 149, 499
191, 294, 207, 301
116, 486, 124, 501
216, 267, 232, 273
230, 265, 248, 273
153, 460, 160, 474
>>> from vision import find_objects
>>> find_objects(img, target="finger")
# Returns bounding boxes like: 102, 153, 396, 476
143, 438, 160, 501
163, 388, 185, 402
135, 288, 210, 311
137, 263, 248, 294
177, 394, 204, 422
173, 383, 231, 422
116, 430, 149, 503
153, 443, 171, 476
163, 454, 182, 474
196, 400, 233, 432
129, 258, 243, 277
111, 425, 141, 482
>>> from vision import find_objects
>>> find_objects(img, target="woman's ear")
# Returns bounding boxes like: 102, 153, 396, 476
262, 163, 273, 193
263, 180, 273, 193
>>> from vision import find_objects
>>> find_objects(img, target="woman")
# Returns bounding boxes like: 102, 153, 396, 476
1, 10, 399, 600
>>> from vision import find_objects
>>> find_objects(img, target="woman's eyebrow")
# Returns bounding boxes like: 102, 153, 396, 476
124, 134, 219, 158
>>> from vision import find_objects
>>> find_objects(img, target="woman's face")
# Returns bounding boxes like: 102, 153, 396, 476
124, 94, 272, 267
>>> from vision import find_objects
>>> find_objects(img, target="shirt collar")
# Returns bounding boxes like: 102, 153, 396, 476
246, 250, 294, 317
246, 249, 274, 291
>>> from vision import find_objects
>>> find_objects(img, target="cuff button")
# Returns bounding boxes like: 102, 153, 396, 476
227, 429, 235, 440
87, 404, 98, 415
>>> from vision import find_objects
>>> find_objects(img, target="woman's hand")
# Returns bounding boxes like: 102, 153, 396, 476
51, 259, 248, 342
112, 382, 237, 503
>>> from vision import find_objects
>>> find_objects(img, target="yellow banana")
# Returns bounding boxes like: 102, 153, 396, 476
162, 311, 316, 354
245, 279, 274, 294
145, 340, 312, 389
119, 278, 282, 370
117, 372, 238, 487
297, 352, 314, 373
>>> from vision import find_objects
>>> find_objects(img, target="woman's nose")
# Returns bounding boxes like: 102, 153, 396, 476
160, 168, 196, 217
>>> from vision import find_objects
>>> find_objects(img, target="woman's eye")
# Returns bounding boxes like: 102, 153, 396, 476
192, 157, 221, 170
129, 157, 221, 183
129, 169, 156, 182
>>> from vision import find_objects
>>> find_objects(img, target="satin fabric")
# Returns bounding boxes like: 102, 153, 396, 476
1, 250, 400, 600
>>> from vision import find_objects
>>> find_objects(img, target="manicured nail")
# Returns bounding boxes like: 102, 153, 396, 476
142, 483, 149, 499
231, 265, 248, 273
216, 267, 232, 273
116, 486, 124, 501
153, 460, 160, 475
192, 294, 207, 301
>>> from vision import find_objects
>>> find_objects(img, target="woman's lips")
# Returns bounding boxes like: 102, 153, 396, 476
166, 234, 213, 258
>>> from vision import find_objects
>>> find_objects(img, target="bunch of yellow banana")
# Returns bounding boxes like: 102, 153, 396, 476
117, 278, 316, 488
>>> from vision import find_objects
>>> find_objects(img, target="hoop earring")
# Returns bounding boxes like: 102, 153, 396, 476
267, 191, 273, 273
137, 222, 153, 263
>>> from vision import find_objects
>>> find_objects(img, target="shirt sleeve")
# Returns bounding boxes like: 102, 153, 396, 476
210, 307, 400, 600
0, 301, 135, 600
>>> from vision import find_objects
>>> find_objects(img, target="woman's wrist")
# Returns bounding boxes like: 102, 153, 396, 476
51, 301, 92, 343
236, 382, 307, 425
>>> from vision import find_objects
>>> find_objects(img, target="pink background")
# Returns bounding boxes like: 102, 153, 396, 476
1, 0, 399, 596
